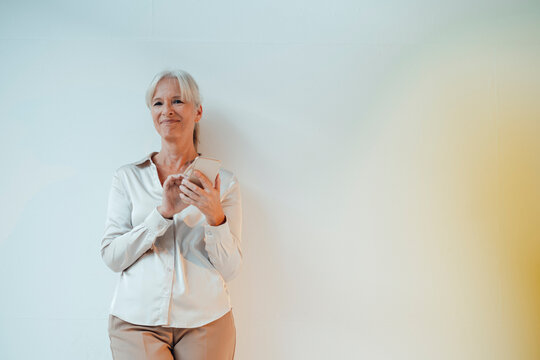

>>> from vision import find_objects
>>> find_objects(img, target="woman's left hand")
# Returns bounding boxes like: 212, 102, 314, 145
179, 170, 226, 226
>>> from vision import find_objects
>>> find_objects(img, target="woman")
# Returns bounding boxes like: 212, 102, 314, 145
101, 69, 242, 360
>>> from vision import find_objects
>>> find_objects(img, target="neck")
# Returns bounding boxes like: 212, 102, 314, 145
156, 140, 199, 171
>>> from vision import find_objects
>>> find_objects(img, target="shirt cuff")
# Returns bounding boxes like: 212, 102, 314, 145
204, 216, 230, 244
144, 207, 174, 237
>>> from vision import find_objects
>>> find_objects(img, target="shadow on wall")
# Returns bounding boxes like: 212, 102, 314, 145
197, 106, 293, 354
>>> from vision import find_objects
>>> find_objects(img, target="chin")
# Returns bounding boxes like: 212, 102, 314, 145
162, 132, 186, 142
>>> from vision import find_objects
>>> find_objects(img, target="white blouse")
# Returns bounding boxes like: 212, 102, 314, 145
100, 151, 242, 328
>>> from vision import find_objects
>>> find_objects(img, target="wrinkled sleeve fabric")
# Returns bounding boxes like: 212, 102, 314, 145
101, 169, 173, 273
203, 175, 243, 282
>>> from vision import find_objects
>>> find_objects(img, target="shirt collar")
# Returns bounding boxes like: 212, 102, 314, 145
132, 151, 202, 167
132, 151, 159, 167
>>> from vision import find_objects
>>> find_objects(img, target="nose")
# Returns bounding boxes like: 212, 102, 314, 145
163, 101, 174, 115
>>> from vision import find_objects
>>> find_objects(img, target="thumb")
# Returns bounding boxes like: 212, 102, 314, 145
215, 173, 220, 191
164, 174, 180, 188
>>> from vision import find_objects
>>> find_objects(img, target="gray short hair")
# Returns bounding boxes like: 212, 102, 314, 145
145, 69, 202, 150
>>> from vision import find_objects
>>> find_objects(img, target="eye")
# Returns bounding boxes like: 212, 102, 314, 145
153, 101, 162, 106
173, 99, 183, 104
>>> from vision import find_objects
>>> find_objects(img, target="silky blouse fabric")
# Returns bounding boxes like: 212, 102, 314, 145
100, 152, 242, 328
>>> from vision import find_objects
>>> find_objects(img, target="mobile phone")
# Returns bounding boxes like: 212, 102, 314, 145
183, 156, 222, 188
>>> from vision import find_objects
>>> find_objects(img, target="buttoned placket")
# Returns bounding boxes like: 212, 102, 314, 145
165, 218, 177, 325
147, 157, 176, 325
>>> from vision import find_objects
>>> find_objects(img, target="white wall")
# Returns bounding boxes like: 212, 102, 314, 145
1, 1, 540, 359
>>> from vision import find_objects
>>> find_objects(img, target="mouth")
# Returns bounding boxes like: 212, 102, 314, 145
161, 119, 180, 124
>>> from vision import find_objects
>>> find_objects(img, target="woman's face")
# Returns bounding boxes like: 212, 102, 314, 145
150, 77, 202, 142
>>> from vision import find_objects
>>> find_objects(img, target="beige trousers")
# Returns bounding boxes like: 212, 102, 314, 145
108, 310, 236, 360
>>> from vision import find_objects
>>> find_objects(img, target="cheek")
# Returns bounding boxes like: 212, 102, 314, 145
151, 112, 161, 125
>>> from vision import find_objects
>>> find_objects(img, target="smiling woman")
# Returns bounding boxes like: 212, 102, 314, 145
101, 69, 242, 360
146, 70, 202, 150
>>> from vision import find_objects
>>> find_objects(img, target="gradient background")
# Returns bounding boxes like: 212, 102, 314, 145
1, 1, 539, 359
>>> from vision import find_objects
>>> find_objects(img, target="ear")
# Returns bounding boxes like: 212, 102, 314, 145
195, 104, 203, 123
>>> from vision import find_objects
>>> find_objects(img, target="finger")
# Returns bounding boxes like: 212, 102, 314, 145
171, 174, 185, 186
179, 193, 195, 204
167, 172, 183, 182
215, 173, 220, 192
181, 178, 204, 194
179, 184, 201, 200
194, 170, 213, 191
163, 174, 177, 188
181, 192, 205, 208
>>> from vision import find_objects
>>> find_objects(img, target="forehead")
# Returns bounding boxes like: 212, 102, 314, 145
153, 77, 182, 98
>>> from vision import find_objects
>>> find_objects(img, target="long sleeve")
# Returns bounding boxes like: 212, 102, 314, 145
203, 175, 243, 282
101, 170, 173, 273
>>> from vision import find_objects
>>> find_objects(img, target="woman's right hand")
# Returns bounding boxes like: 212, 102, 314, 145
157, 174, 190, 219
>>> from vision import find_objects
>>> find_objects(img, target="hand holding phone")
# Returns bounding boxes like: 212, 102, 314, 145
179, 155, 226, 225
182, 156, 222, 188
